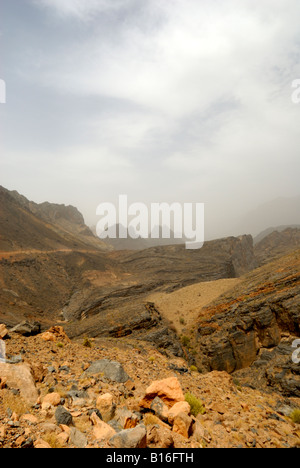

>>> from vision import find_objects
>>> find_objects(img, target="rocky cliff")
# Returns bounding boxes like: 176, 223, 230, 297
193, 249, 300, 396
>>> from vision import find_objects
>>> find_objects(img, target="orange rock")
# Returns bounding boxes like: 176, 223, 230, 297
34, 439, 52, 449
168, 401, 191, 425
139, 377, 185, 409
0, 362, 38, 405
90, 412, 116, 441
0, 324, 8, 339
40, 326, 71, 343
20, 414, 39, 425
42, 392, 61, 407
173, 412, 193, 438
96, 393, 116, 422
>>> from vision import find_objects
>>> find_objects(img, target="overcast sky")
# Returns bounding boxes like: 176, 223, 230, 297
1, 0, 300, 239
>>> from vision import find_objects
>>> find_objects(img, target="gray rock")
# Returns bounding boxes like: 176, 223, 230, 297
108, 420, 123, 433
10, 321, 41, 337
69, 427, 87, 448
109, 425, 147, 449
6, 354, 23, 364
55, 406, 73, 426
84, 359, 129, 383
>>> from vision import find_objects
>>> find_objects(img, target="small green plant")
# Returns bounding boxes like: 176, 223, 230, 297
179, 317, 185, 325
185, 392, 206, 417
149, 356, 156, 363
181, 336, 190, 347
56, 342, 64, 348
83, 336, 92, 348
290, 409, 300, 424
190, 365, 198, 373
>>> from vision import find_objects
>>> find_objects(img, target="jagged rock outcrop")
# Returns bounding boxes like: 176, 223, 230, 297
255, 228, 300, 266
0, 185, 108, 252
194, 249, 300, 396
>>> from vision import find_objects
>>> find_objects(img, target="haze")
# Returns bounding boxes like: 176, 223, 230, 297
1, 0, 300, 240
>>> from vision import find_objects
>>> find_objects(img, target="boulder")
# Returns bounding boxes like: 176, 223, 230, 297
0, 362, 38, 405
172, 412, 193, 438
109, 425, 147, 449
114, 407, 139, 429
96, 393, 116, 422
55, 406, 73, 426
139, 377, 185, 409
10, 321, 41, 337
90, 412, 116, 441
84, 359, 129, 383
69, 427, 87, 448
168, 401, 191, 425
0, 324, 8, 339
146, 425, 174, 449
150, 397, 169, 422
42, 392, 62, 408
40, 326, 71, 343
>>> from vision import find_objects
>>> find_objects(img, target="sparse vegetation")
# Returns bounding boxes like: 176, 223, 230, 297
179, 317, 185, 325
83, 336, 92, 348
290, 409, 300, 424
181, 336, 190, 347
185, 392, 206, 417
2, 390, 30, 416
190, 365, 198, 373
56, 342, 64, 348
43, 432, 64, 449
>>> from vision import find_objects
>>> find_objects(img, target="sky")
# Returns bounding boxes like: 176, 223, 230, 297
1, 0, 300, 239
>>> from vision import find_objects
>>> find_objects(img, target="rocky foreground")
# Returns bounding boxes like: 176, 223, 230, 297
0, 326, 299, 449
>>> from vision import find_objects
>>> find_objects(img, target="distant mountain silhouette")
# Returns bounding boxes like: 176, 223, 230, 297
93, 223, 186, 251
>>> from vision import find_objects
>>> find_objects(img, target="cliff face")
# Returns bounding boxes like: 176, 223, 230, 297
254, 228, 300, 266
194, 249, 300, 396
0, 186, 108, 252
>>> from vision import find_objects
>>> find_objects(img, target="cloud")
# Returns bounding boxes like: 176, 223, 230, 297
3, 0, 300, 235
34, 0, 135, 20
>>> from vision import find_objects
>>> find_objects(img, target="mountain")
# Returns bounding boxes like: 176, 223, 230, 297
92, 224, 187, 251
254, 227, 300, 265
254, 225, 300, 244
0, 186, 108, 252
233, 196, 300, 238
191, 248, 300, 396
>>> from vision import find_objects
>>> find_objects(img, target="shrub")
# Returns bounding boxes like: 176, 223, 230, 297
190, 365, 198, 373
83, 336, 92, 348
290, 409, 300, 424
185, 392, 206, 417
180, 317, 185, 325
181, 336, 190, 347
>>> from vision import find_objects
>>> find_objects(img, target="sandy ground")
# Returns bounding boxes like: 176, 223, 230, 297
148, 278, 240, 334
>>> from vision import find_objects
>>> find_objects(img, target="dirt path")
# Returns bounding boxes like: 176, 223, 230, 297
0, 248, 104, 260
147, 278, 240, 334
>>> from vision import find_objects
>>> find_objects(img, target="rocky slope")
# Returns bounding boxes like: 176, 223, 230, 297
0, 328, 299, 449
254, 227, 300, 266
192, 249, 300, 397
0, 186, 108, 252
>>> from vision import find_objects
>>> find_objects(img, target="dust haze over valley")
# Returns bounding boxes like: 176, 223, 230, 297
0, 0, 300, 450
